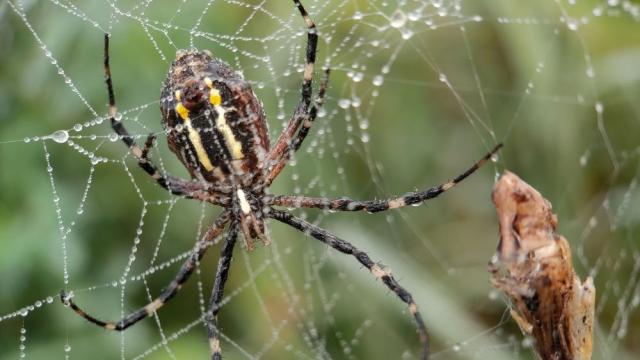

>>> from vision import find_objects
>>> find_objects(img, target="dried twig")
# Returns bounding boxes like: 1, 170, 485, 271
489, 171, 595, 360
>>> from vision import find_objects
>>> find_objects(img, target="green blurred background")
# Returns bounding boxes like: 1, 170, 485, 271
1, 0, 639, 359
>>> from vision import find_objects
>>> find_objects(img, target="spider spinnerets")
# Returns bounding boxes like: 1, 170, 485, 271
61, 1, 502, 359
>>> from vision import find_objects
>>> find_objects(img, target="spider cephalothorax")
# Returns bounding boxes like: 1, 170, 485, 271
61, 1, 502, 359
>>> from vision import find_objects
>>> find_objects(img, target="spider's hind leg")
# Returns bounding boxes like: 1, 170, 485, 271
269, 209, 430, 359
61, 213, 230, 331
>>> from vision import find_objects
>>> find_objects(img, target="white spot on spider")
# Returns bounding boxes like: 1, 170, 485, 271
441, 181, 455, 191
409, 303, 418, 315
388, 198, 405, 209
371, 264, 388, 279
144, 299, 163, 314
210, 338, 221, 353
237, 189, 251, 214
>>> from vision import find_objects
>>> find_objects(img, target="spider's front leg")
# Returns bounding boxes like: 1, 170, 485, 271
265, 68, 330, 186
269, 209, 429, 359
268, 144, 503, 212
265, 0, 323, 185
104, 34, 205, 199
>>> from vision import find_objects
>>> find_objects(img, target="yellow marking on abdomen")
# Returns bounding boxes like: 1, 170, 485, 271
176, 103, 189, 121
174, 104, 215, 171
210, 89, 222, 106
204, 78, 222, 106
214, 105, 244, 160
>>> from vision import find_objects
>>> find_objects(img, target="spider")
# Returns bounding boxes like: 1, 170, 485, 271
61, 1, 502, 359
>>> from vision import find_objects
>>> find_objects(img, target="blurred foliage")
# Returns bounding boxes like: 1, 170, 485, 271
1, 0, 639, 359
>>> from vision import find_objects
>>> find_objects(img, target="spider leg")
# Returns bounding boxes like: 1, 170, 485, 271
205, 221, 239, 360
290, 68, 330, 153
269, 209, 429, 360
268, 144, 502, 212
265, 69, 330, 185
104, 34, 201, 198
61, 212, 230, 331
266, 0, 318, 175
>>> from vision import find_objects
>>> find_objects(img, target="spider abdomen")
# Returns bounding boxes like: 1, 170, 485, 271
160, 50, 269, 186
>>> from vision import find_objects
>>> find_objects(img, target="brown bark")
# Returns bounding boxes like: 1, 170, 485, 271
490, 171, 595, 360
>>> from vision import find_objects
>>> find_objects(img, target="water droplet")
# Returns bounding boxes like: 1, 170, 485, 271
452, 343, 461, 352
64, 344, 72, 352
372, 75, 384, 86
401, 28, 414, 39
353, 11, 363, 20
50, 130, 69, 143
491, 153, 499, 162
108, 133, 119, 142
586, 67, 595, 78
438, 73, 448, 83
595, 101, 604, 113
73, 124, 83, 132
23, 137, 31, 143
566, 18, 579, 31
338, 99, 351, 109
114, 112, 123, 121
76, 208, 84, 215
593, 7, 603, 16
390, 9, 407, 28
580, 154, 588, 167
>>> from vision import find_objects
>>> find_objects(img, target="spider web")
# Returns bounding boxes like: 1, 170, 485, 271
1, 0, 639, 359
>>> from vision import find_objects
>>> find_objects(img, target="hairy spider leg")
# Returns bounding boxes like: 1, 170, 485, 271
104, 34, 210, 199
61, 212, 230, 331
270, 210, 430, 360
268, 144, 503, 212
265, 68, 331, 186
205, 221, 239, 359
265, 0, 320, 181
